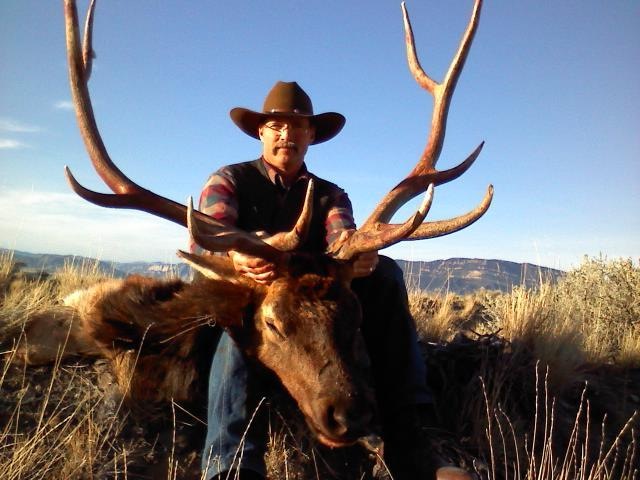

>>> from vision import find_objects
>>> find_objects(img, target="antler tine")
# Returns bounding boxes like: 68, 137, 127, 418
81, 0, 96, 79
328, 185, 434, 261
408, 184, 493, 240
187, 198, 282, 261
64, 165, 218, 228
263, 180, 315, 251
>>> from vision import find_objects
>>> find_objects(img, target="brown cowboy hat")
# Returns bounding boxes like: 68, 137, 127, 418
230, 81, 346, 145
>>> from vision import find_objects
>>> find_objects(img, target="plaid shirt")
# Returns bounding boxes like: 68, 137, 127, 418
192, 158, 355, 254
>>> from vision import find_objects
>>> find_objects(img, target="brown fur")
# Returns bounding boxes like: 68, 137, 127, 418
76, 274, 252, 401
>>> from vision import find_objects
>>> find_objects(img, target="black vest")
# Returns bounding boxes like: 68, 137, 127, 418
223, 159, 350, 253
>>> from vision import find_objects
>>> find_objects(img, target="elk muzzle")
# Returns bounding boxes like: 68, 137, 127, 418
309, 390, 376, 448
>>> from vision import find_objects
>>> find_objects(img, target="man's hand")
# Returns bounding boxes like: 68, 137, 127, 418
352, 250, 379, 278
331, 230, 379, 278
228, 250, 276, 284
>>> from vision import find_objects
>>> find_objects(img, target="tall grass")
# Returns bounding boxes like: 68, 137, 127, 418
1, 252, 638, 479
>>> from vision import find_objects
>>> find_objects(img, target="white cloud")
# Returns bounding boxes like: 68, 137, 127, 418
0, 118, 40, 149
54, 100, 74, 110
0, 118, 41, 133
0, 188, 189, 263
0, 139, 29, 149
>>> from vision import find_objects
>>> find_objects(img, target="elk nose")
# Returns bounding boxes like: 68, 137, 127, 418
321, 396, 374, 438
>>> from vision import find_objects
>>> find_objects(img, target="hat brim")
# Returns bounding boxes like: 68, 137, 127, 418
230, 108, 345, 145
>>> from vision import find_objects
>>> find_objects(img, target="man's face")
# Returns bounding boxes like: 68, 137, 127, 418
259, 117, 316, 177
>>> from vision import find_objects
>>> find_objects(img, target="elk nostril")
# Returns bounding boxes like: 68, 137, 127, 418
326, 405, 349, 437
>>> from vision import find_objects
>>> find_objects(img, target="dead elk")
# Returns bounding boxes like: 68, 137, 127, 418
16, 0, 494, 452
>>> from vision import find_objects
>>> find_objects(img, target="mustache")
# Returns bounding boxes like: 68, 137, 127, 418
274, 141, 298, 153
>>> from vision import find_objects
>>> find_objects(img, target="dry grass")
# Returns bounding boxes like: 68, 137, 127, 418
1, 252, 639, 479
480, 367, 639, 480
1, 343, 123, 479
410, 256, 639, 479
54, 258, 113, 299
410, 290, 486, 342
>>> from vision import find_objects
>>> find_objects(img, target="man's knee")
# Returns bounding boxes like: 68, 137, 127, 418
353, 255, 408, 307
374, 255, 406, 286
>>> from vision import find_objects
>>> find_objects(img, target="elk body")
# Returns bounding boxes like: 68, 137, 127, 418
19, 0, 493, 454
25, 252, 375, 447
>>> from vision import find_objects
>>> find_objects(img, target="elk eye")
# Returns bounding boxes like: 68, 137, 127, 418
265, 319, 285, 339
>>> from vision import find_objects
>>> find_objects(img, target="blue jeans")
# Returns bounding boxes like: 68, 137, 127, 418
201, 256, 431, 478
201, 330, 269, 478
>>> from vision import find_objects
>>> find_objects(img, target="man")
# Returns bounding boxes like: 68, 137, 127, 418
195, 81, 468, 480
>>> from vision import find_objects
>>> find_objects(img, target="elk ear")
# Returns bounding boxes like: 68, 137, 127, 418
176, 250, 241, 284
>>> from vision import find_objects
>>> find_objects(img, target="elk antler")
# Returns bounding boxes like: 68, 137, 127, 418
62, 0, 313, 261
329, 0, 494, 261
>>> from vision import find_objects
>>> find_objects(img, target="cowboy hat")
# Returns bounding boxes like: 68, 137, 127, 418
230, 81, 346, 144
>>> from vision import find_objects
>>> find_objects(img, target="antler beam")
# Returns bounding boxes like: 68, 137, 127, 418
63, 0, 314, 261
329, 0, 493, 261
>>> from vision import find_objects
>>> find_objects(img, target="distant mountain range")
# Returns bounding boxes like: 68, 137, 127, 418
2, 249, 192, 280
2, 248, 564, 294
396, 258, 564, 294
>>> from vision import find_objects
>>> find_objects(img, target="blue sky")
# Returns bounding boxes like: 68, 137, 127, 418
1, 1, 638, 270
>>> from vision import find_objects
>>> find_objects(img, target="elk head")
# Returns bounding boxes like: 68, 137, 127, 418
176, 250, 374, 447
62, 0, 492, 449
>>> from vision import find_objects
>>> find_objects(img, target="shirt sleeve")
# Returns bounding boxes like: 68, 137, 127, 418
189, 168, 239, 254
325, 190, 356, 247
198, 167, 239, 223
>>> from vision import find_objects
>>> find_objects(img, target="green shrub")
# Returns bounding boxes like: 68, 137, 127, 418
556, 256, 640, 361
